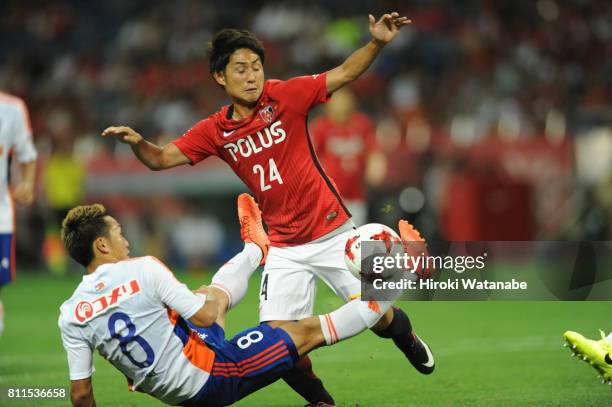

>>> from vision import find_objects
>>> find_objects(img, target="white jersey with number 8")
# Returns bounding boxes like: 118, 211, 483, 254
58, 256, 212, 405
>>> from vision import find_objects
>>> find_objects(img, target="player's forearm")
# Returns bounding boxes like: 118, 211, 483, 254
130, 138, 166, 171
327, 39, 384, 93
189, 294, 219, 328
203, 296, 219, 325
19, 160, 36, 187
343, 39, 384, 81
13, 160, 36, 205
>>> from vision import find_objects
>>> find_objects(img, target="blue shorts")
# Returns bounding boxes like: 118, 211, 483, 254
182, 323, 299, 407
185, 320, 227, 351
0, 233, 14, 287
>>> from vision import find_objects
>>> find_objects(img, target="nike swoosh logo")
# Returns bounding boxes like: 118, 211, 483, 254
223, 130, 236, 137
418, 335, 435, 368
605, 353, 612, 365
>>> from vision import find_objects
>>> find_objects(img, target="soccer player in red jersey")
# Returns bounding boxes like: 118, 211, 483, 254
310, 87, 385, 226
103, 12, 434, 405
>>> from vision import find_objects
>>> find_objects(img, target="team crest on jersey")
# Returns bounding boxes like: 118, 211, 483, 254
75, 279, 141, 323
259, 105, 275, 123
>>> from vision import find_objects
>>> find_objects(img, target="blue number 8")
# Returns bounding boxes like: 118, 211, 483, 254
108, 312, 155, 368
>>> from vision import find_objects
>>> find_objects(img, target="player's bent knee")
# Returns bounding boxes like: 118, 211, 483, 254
265, 320, 293, 328
297, 317, 325, 354
280, 318, 324, 356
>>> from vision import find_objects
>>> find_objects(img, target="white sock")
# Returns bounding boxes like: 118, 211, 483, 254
0, 299, 4, 337
211, 243, 262, 309
607, 332, 612, 342
318, 299, 393, 345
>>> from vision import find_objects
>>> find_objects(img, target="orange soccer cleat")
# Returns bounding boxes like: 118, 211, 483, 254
237, 193, 269, 265
398, 220, 431, 279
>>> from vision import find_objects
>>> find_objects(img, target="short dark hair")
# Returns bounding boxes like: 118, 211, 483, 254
208, 28, 265, 73
61, 204, 110, 267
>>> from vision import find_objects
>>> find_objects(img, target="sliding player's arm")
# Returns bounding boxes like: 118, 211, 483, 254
59, 317, 96, 407
189, 290, 219, 328
145, 257, 218, 328
101, 126, 191, 170
70, 378, 95, 407
326, 12, 411, 94
192, 284, 230, 328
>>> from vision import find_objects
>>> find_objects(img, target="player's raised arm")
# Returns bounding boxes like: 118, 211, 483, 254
101, 126, 191, 171
70, 378, 95, 407
325, 12, 411, 94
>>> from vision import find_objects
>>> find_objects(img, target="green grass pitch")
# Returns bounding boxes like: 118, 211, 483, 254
1, 272, 610, 406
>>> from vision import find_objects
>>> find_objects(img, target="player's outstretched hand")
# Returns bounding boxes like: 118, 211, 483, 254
101, 126, 143, 145
369, 12, 411, 45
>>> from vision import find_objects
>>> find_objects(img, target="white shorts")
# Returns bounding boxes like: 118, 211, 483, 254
259, 229, 361, 322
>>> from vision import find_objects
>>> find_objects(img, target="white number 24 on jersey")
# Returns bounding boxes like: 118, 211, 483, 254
253, 158, 283, 191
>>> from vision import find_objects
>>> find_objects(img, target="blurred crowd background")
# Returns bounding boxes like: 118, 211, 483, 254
1, 0, 611, 273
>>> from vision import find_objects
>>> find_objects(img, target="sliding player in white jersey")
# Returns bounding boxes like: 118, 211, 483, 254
0, 92, 37, 337
58, 196, 402, 406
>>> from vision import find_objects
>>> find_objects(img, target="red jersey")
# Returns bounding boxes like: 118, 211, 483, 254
310, 112, 377, 201
173, 73, 350, 246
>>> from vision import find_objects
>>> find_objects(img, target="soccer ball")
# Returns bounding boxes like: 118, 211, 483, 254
344, 223, 402, 279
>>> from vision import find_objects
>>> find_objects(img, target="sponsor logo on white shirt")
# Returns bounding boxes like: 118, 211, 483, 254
75, 279, 141, 323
